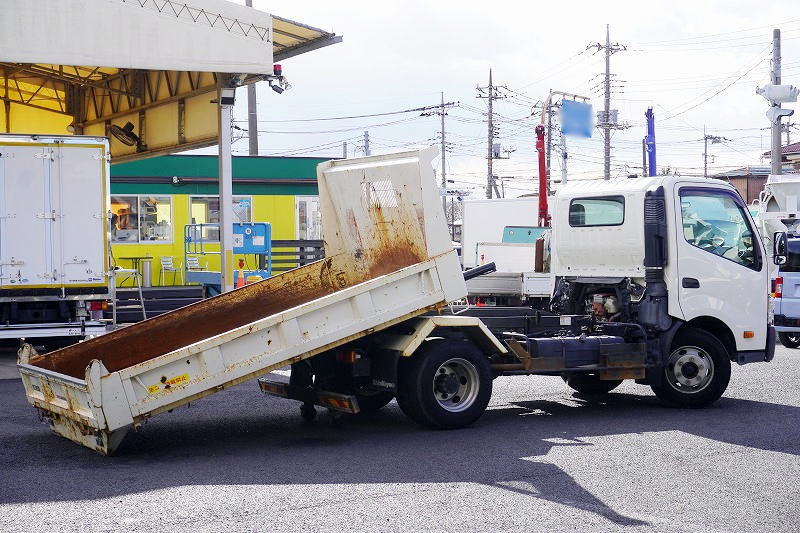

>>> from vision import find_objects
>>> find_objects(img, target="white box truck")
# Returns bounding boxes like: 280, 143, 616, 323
17, 151, 775, 455
0, 134, 110, 343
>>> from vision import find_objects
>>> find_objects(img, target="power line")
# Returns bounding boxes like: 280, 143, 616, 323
662, 47, 771, 121
235, 102, 460, 123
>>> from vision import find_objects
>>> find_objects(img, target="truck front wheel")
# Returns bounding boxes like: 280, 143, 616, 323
650, 327, 731, 408
778, 332, 800, 349
397, 340, 492, 429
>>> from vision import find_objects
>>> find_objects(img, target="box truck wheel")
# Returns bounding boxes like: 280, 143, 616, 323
562, 374, 623, 395
397, 340, 492, 429
778, 333, 800, 349
650, 327, 731, 408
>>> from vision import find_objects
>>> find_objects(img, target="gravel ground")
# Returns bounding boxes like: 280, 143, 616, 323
0, 346, 798, 532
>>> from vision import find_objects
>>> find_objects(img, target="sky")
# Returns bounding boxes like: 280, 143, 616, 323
217, 0, 800, 198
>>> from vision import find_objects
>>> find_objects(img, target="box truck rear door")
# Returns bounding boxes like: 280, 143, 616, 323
0, 144, 54, 289
51, 143, 107, 288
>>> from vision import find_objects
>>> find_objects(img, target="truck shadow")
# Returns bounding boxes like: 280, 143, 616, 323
2, 378, 799, 527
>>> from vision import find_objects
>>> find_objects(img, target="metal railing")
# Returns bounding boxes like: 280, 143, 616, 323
271, 240, 324, 272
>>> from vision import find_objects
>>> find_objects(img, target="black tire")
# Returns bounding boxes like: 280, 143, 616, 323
396, 339, 492, 429
650, 327, 731, 408
355, 390, 394, 412
778, 332, 800, 349
563, 374, 623, 395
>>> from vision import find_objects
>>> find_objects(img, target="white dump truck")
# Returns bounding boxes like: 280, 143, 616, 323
0, 134, 111, 343
17, 150, 775, 455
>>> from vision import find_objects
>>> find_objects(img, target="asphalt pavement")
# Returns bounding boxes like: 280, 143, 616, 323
0, 346, 798, 533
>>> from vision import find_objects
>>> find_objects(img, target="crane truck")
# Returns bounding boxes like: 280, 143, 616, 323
17, 148, 774, 455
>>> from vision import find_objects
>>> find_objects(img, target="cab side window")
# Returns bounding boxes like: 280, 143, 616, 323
569, 196, 624, 227
679, 188, 761, 271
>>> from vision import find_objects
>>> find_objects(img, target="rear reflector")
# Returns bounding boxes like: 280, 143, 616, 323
258, 379, 290, 398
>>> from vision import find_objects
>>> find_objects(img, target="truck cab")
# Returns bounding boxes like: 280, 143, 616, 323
549, 175, 774, 404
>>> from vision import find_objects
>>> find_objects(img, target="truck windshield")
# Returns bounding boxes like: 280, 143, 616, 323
679, 188, 761, 271
782, 238, 800, 272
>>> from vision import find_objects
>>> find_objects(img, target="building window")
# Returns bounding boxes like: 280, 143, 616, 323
296, 196, 322, 240
139, 196, 172, 241
111, 195, 172, 243
111, 195, 140, 243
190, 196, 252, 242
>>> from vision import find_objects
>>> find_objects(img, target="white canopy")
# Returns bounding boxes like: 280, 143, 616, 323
2, 0, 278, 74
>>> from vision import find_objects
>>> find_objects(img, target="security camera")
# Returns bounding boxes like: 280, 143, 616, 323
270, 84, 284, 94
219, 87, 236, 106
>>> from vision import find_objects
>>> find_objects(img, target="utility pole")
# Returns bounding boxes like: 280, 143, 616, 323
782, 122, 794, 145
589, 25, 626, 179
342, 141, 347, 159
363, 130, 371, 156
703, 126, 726, 178
642, 139, 647, 177
441, 92, 447, 213
772, 28, 782, 175
245, 0, 259, 156
476, 69, 506, 198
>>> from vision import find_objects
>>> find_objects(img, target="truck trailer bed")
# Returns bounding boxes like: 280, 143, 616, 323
17, 148, 465, 454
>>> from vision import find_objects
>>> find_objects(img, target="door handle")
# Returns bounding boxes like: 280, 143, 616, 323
682, 277, 700, 289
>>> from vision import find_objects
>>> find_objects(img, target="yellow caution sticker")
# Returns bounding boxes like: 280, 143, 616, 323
165, 373, 190, 386
146, 373, 190, 395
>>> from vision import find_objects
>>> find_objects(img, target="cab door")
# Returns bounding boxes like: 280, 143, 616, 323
672, 183, 768, 351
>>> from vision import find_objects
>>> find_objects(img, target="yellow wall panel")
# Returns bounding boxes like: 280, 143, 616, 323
184, 92, 218, 142
144, 104, 178, 151
8, 104, 72, 134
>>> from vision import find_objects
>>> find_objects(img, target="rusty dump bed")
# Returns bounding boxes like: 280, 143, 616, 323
29, 148, 443, 379
17, 148, 468, 454
31, 253, 415, 379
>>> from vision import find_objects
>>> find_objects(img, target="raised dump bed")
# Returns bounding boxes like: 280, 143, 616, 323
17, 147, 466, 454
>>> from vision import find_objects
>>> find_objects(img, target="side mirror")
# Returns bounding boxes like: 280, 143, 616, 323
774, 231, 788, 266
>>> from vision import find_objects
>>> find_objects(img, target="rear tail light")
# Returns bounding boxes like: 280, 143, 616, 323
88, 301, 108, 311
774, 277, 783, 299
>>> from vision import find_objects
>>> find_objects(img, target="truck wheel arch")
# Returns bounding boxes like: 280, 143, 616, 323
683, 316, 737, 361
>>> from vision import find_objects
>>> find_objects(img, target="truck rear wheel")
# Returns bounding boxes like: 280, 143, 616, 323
397, 340, 492, 429
778, 332, 800, 349
650, 327, 731, 408
563, 374, 623, 395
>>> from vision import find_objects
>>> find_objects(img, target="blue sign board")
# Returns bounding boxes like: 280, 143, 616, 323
560, 100, 593, 138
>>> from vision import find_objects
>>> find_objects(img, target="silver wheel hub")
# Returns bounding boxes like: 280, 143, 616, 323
432, 358, 480, 413
667, 346, 714, 393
